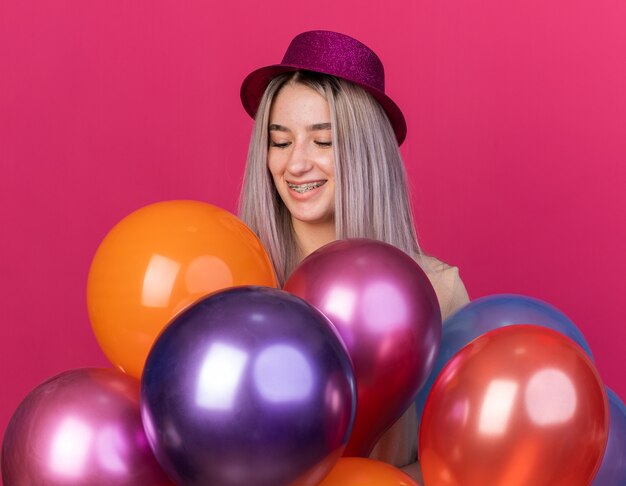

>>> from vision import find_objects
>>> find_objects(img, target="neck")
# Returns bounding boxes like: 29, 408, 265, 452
291, 217, 336, 262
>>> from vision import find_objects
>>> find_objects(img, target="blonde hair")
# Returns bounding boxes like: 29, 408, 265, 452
239, 71, 421, 285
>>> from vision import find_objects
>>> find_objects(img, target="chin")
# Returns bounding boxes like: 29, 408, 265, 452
290, 211, 334, 226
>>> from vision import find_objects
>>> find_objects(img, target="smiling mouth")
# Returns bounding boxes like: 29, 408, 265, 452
287, 180, 327, 194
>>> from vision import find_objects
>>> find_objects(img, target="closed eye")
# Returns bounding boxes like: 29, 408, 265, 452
270, 141, 291, 148
315, 141, 332, 147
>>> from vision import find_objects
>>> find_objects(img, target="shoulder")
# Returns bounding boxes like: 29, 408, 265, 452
416, 253, 470, 321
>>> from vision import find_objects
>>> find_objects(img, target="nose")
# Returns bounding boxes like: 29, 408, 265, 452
286, 141, 314, 176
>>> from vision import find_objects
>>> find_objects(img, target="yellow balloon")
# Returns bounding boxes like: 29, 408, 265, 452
87, 200, 277, 378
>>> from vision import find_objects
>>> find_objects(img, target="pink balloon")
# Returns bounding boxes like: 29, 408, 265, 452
284, 239, 441, 456
2, 368, 171, 485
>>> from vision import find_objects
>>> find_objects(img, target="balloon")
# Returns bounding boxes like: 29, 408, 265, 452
141, 286, 356, 486
284, 238, 441, 457
419, 325, 608, 486
319, 458, 419, 485
415, 294, 594, 428
87, 200, 277, 378
2, 369, 171, 485
593, 388, 626, 485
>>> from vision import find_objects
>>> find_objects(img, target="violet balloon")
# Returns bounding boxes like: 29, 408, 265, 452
284, 239, 441, 457
140, 286, 356, 486
2, 368, 171, 486
593, 388, 626, 485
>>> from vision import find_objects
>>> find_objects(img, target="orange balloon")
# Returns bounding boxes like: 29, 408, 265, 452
419, 325, 608, 486
319, 458, 419, 486
87, 200, 277, 378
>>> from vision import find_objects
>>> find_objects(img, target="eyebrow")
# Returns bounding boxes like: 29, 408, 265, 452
269, 122, 332, 132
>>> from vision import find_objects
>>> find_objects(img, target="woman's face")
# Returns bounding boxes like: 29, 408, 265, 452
267, 82, 335, 226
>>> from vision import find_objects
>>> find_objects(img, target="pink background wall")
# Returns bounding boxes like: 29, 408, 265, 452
1, 0, 625, 471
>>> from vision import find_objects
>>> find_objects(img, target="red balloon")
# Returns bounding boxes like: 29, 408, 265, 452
419, 325, 609, 486
284, 239, 441, 456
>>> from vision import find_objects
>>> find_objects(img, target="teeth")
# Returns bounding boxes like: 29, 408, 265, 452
287, 180, 326, 193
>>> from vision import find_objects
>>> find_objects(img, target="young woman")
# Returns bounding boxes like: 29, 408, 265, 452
238, 30, 469, 481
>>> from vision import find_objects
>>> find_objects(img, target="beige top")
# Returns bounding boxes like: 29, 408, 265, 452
368, 255, 471, 467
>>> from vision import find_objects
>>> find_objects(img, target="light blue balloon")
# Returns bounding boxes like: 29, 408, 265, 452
416, 294, 594, 446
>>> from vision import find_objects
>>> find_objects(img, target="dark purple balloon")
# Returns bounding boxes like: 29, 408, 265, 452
140, 286, 356, 486
2, 368, 171, 486
593, 388, 626, 485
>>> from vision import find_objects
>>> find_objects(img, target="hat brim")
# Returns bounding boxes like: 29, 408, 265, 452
240, 64, 407, 146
